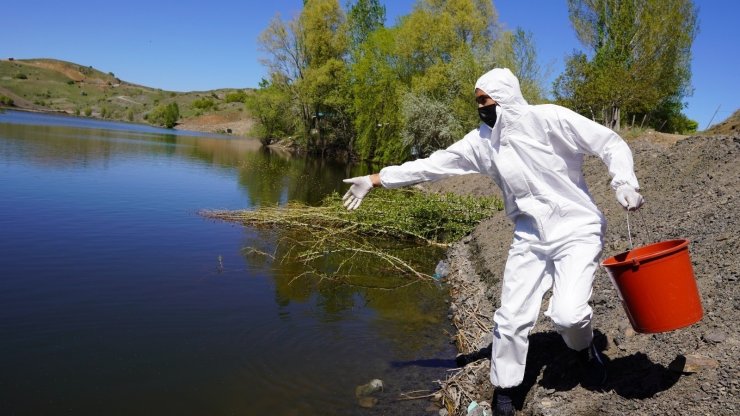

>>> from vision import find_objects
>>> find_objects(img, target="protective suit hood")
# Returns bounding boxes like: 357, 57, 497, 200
474, 68, 528, 108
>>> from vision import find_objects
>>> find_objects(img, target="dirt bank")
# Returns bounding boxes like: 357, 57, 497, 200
175, 112, 255, 136
424, 133, 739, 415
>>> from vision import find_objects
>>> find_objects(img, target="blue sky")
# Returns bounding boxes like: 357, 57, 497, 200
3, 1, 738, 129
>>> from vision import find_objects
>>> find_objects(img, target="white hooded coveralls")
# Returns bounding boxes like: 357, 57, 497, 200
378, 68, 640, 388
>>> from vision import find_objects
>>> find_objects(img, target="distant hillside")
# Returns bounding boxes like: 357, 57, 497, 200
706, 109, 740, 135
0, 58, 255, 135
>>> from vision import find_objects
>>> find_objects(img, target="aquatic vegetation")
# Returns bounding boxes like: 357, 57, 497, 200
204, 189, 502, 245
201, 189, 502, 283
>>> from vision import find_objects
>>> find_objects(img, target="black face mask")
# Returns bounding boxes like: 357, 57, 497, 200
478, 103, 497, 128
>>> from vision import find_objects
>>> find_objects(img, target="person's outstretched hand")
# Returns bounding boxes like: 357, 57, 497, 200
342, 175, 374, 210
616, 185, 644, 211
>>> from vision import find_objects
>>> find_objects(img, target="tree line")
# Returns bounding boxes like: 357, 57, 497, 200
248, 0, 697, 163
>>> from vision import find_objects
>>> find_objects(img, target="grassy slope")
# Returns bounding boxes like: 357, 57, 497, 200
0, 58, 253, 132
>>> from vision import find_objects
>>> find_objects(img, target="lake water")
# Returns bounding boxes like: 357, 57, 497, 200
0, 110, 456, 415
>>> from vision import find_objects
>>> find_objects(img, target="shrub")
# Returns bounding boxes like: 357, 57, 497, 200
14, 73, 27, 79
74, 108, 80, 116
127, 109, 134, 122
148, 102, 179, 128
66, 80, 75, 85
84, 107, 92, 116
0, 95, 14, 106
402, 92, 461, 158
191, 97, 215, 110
225, 90, 248, 103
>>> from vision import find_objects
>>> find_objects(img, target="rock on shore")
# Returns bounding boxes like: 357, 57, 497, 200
424, 134, 739, 415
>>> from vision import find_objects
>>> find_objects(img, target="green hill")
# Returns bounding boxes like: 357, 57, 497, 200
0, 58, 254, 134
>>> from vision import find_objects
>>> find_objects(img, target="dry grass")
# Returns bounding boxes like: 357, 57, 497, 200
435, 273, 494, 415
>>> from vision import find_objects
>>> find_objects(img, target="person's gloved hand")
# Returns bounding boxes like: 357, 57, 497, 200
342, 175, 374, 210
616, 185, 644, 211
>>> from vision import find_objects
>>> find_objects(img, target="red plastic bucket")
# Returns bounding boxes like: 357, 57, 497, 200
601, 239, 703, 333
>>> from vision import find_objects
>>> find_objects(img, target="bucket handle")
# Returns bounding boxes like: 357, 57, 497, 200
626, 204, 655, 250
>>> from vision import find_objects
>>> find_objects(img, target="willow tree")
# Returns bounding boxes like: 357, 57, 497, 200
554, 0, 698, 131
347, 0, 386, 54
299, 0, 350, 155
394, 0, 497, 82
394, 0, 499, 158
396, 0, 548, 156
257, 14, 307, 139
245, 75, 296, 143
255, 0, 547, 160
257, 0, 350, 154
344, 0, 386, 156
350, 28, 405, 162
350, 0, 500, 163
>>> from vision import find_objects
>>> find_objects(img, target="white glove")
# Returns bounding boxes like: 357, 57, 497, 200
616, 185, 644, 211
342, 175, 374, 210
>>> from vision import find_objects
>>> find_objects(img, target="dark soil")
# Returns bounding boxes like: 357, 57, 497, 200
428, 134, 739, 415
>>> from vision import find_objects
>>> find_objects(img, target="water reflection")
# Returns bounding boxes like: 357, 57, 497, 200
236, 147, 374, 208
0, 110, 454, 415
242, 223, 449, 354
0, 111, 360, 208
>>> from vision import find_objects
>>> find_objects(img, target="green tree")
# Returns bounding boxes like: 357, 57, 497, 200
299, 0, 350, 155
245, 76, 296, 144
390, 0, 500, 157
350, 28, 405, 162
406, 46, 486, 144
555, 0, 698, 131
492, 28, 546, 103
258, 0, 350, 155
253, 0, 544, 162
393, 0, 496, 82
346, 0, 386, 53
148, 102, 180, 128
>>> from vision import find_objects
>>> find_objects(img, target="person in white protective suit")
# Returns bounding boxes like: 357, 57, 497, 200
342, 68, 643, 416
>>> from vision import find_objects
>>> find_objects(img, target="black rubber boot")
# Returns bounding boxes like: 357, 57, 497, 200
578, 341, 608, 388
492, 387, 516, 416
